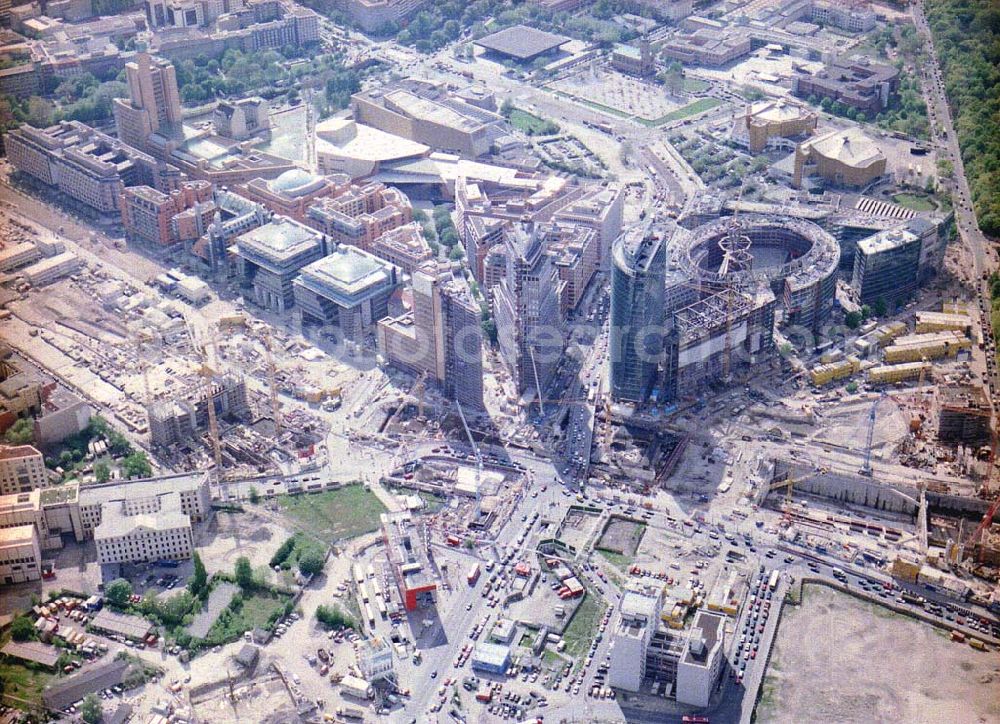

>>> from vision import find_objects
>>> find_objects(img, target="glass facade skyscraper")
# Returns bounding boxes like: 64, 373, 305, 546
609, 227, 666, 402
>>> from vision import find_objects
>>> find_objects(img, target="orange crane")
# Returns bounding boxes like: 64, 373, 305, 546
966, 423, 999, 560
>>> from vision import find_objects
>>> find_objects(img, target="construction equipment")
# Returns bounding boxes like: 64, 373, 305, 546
131, 333, 153, 407
968, 495, 1000, 556
719, 180, 751, 382
860, 392, 888, 477
964, 424, 999, 560
260, 328, 282, 437
527, 345, 546, 416
189, 326, 223, 478
768, 472, 816, 508
413, 371, 428, 419
455, 400, 482, 519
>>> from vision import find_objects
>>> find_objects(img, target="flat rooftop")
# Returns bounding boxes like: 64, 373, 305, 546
296, 245, 397, 305
383, 89, 483, 132
682, 609, 723, 667
857, 226, 918, 255
474, 25, 570, 60
77, 471, 206, 508
0, 489, 40, 514
0, 523, 37, 547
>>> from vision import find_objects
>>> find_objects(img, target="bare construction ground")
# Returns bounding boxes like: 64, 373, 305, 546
758, 585, 1000, 723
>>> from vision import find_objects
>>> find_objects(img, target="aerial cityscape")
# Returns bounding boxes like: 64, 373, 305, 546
0, 0, 997, 722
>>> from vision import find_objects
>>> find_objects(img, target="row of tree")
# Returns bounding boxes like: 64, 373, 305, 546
924, 0, 1000, 236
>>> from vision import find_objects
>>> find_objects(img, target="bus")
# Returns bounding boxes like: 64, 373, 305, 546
467, 562, 481, 586
364, 602, 375, 627
768, 570, 780, 591
447, 535, 461, 547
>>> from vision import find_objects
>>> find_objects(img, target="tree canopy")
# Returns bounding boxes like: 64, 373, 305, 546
105, 578, 133, 608
925, 0, 1000, 236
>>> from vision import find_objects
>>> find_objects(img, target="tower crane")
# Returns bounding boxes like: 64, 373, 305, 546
455, 400, 482, 519
860, 391, 888, 477
720, 179, 750, 382
189, 325, 224, 479
131, 332, 154, 408
964, 423, 999, 561
768, 471, 817, 508
259, 328, 282, 437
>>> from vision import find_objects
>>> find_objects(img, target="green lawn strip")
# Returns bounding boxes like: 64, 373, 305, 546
561, 591, 606, 664
634, 97, 725, 127
892, 193, 937, 211
508, 109, 556, 135
277, 484, 387, 541
596, 548, 629, 570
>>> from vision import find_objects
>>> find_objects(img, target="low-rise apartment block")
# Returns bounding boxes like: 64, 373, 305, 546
370, 223, 434, 274
791, 59, 899, 114
0, 445, 48, 496
304, 182, 412, 253
6, 121, 180, 216
334, 0, 428, 32
811, 0, 876, 33
94, 491, 194, 565
121, 180, 214, 247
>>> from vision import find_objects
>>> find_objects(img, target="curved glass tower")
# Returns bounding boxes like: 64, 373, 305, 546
609, 226, 666, 402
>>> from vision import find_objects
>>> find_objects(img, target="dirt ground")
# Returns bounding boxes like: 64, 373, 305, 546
759, 585, 1000, 724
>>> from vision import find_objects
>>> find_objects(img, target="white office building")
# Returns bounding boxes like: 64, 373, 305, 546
675, 610, 726, 707
94, 491, 194, 565
78, 471, 210, 538
608, 590, 662, 692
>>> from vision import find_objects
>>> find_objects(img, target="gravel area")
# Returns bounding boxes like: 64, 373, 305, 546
758, 585, 1000, 724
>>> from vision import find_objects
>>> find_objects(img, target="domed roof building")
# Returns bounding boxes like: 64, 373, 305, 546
241, 168, 349, 221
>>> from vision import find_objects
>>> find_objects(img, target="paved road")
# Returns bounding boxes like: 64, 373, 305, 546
911, 0, 995, 280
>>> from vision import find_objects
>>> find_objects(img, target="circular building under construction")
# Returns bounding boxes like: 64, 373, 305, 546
677, 215, 840, 333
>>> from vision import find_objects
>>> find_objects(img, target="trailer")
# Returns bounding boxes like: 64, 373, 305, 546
340, 675, 373, 700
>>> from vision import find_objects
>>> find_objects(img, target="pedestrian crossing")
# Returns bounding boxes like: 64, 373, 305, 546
855, 196, 915, 220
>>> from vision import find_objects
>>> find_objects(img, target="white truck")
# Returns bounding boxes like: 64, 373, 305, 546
340, 675, 373, 700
